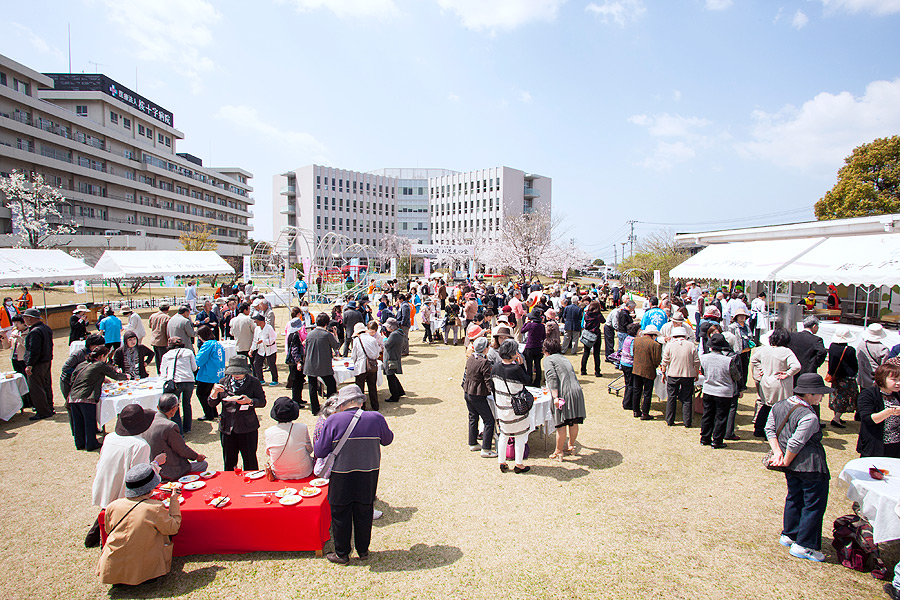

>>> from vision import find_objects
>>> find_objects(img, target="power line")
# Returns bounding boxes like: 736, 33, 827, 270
636, 206, 811, 228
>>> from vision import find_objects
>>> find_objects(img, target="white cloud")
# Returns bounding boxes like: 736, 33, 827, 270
103, 0, 220, 92
520, 91, 533, 103
436, 0, 566, 31
448, 93, 461, 102
628, 113, 711, 137
818, 0, 900, 15
216, 105, 328, 162
737, 78, 900, 169
705, 0, 732, 10
283, 0, 400, 19
629, 113, 713, 170
585, 0, 646, 27
672, 90, 681, 101
792, 9, 809, 28
637, 141, 696, 170
11, 23, 65, 60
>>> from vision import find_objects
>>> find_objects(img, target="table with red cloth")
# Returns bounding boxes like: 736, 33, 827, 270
99, 472, 331, 557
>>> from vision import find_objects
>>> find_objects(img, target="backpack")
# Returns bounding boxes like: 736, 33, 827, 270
832, 512, 888, 579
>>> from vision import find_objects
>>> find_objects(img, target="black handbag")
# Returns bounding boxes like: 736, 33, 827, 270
501, 375, 534, 416
162, 350, 182, 394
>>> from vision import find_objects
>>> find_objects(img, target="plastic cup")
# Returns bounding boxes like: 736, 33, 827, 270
263, 493, 273, 504
233, 467, 242, 477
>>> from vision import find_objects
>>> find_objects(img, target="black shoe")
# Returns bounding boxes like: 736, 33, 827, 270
514, 465, 530, 474
197, 416, 211, 422
29, 412, 53, 421
580, 371, 588, 376
633, 413, 641, 418
666, 422, 675, 427
640, 414, 653, 421
711, 442, 728, 449
819, 421, 828, 428
385, 398, 399, 403
326, 552, 350, 565
830, 419, 847, 429
725, 434, 741, 441
595, 373, 602, 378
700, 439, 712, 446
357, 552, 369, 561
499, 463, 509, 473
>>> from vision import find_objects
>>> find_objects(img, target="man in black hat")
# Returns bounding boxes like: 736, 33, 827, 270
23, 308, 54, 420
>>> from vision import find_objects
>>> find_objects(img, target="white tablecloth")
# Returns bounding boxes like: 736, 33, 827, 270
69, 340, 86, 356
264, 290, 290, 308
838, 457, 900, 544
331, 359, 384, 387
488, 387, 554, 435
97, 377, 165, 426
220, 340, 237, 363
0, 372, 28, 421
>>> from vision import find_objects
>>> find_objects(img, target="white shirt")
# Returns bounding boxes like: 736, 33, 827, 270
160, 348, 197, 383
688, 286, 702, 303
253, 323, 277, 356
91, 433, 150, 508
265, 422, 314, 480
351, 332, 384, 373
125, 313, 146, 340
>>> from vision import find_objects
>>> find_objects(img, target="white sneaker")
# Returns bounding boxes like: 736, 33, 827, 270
480, 450, 498, 458
779, 534, 794, 547
789, 543, 824, 562
468, 445, 481, 451
373, 509, 383, 520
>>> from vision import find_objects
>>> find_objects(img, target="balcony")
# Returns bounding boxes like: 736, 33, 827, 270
280, 185, 296, 195
279, 204, 296, 215
523, 186, 540, 199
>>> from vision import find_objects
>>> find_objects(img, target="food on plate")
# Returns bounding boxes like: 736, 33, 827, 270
159, 481, 182, 492
870, 466, 887, 480
4, 373, 14, 379
183, 481, 206, 490
209, 496, 230, 508
178, 474, 200, 483
299, 486, 320, 497
200, 470, 217, 479
275, 487, 297, 498
279, 495, 302, 506
162, 495, 185, 508
244, 470, 266, 480
309, 478, 329, 487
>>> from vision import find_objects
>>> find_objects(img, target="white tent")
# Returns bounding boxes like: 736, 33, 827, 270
773, 233, 900, 286
0, 249, 102, 286
669, 238, 825, 281
94, 251, 234, 279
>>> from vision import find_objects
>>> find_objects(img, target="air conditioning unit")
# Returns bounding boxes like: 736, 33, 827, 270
134, 229, 145, 236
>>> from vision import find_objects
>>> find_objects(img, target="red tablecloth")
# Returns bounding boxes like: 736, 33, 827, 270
100, 472, 331, 556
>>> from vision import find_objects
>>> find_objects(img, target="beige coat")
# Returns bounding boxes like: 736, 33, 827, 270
660, 338, 700, 378
750, 345, 801, 406
98, 496, 181, 585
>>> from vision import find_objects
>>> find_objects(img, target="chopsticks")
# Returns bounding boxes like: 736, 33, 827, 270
241, 491, 282, 497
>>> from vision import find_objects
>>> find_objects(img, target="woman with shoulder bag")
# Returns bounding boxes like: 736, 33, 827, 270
264, 396, 313, 480
159, 336, 197, 434
826, 326, 859, 429
492, 339, 531, 473
765, 373, 832, 563
580, 301, 605, 377
352, 321, 383, 410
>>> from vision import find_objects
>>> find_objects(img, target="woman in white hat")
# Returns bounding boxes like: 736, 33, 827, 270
826, 325, 859, 428
70, 305, 91, 344
857, 323, 889, 390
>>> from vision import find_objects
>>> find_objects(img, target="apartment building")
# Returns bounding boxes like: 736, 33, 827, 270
273, 164, 551, 260
0, 53, 253, 259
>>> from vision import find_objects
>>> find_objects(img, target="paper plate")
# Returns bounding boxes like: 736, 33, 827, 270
244, 470, 266, 480
209, 496, 230, 508
309, 478, 329, 487
200, 470, 217, 479
275, 487, 297, 498
298, 486, 321, 497
178, 474, 200, 483
159, 481, 182, 492
183, 480, 206, 491
279, 494, 302, 506
162, 495, 185, 508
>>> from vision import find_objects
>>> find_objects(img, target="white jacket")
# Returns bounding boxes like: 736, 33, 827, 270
253, 323, 277, 357
351, 333, 383, 373
91, 433, 150, 508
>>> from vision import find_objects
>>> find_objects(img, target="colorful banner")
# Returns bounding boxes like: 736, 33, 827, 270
423, 258, 431, 279
390, 257, 397, 279
243, 255, 251, 282
301, 257, 311, 279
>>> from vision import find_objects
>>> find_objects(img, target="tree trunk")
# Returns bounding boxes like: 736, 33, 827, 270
112, 279, 125, 296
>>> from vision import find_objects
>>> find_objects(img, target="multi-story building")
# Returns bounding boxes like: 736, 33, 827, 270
273, 164, 551, 261
0, 54, 253, 259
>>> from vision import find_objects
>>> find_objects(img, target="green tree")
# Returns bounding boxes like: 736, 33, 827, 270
592, 258, 605, 266
814, 135, 900, 220
618, 229, 688, 293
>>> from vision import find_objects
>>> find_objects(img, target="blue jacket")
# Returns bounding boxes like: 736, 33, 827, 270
640, 307, 668, 331
97, 316, 122, 344
195, 339, 226, 383
563, 304, 583, 331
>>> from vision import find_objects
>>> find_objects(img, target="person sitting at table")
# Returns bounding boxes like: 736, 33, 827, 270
98, 463, 182, 586
264, 396, 313, 480
195, 325, 226, 422
87, 405, 165, 548
208, 356, 267, 471
765, 373, 832, 563
492, 339, 532, 474
543, 337, 586, 460
112, 331, 154, 380
857, 361, 900, 459
141, 394, 208, 481
69, 344, 128, 451
159, 336, 197, 435
314, 384, 394, 564
97, 308, 123, 351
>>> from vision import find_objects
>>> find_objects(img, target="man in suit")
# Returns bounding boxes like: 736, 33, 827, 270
166, 306, 196, 350
341, 300, 364, 357
788, 315, 828, 423
142, 394, 207, 481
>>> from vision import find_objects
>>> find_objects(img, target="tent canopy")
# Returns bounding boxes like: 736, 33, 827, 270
669, 238, 825, 282
0, 249, 103, 286
94, 251, 234, 279
774, 233, 900, 286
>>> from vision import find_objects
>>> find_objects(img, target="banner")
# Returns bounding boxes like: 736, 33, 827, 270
163, 276, 176, 288
73, 280, 87, 294
243, 255, 251, 282
301, 258, 311, 279
390, 257, 397, 279
411, 244, 474, 258
468, 259, 475, 279
423, 258, 431, 279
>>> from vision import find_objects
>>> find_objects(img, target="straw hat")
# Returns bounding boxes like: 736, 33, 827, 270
731, 306, 750, 318
863, 323, 887, 342
353, 322, 367, 337
671, 327, 687, 338
73, 304, 89, 314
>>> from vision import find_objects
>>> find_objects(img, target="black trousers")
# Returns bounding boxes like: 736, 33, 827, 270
331, 501, 374, 558
289, 364, 306, 406
701, 393, 731, 445
603, 324, 616, 358
621, 365, 634, 410
153, 346, 167, 372
220, 430, 259, 471
308, 375, 337, 414
28, 361, 54, 417
252, 352, 278, 383
387, 372, 404, 401
755, 404, 772, 437
195, 381, 218, 419
465, 393, 495, 450
70, 402, 100, 450
422, 323, 433, 343
632, 373, 654, 417
581, 341, 602, 375
355, 371, 379, 411
665, 376, 695, 426
523, 348, 543, 386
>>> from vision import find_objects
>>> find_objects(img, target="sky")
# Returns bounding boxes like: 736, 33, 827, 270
4, 0, 900, 263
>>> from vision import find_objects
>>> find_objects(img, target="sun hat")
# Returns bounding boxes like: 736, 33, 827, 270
473, 337, 490, 353
466, 324, 484, 339
492, 325, 512, 338
334, 384, 365, 408
528, 309, 543, 322
215, 298, 226, 305
353, 322, 367, 337
793, 373, 832, 395
831, 325, 855, 344
385, 317, 400, 330
115, 404, 155, 436
709, 333, 731, 352
731, 306, 750, 318
23, 308, 41, 318
670, 312, 685, 322
864, 323, 888, 342
121, 307, 133, 315
671, 327, 687, 338
224, 355, 252, 376
703, 306, 721, 319
73, 304, 89, 314
271, 396, 300, 423
124, 464, 161, 498
642, 324, 660, 335
347, 300, 357, 308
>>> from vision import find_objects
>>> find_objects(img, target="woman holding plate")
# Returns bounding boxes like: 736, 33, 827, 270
208, 356, 267, 471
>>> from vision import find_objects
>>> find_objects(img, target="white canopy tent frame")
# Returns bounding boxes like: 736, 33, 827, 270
94, 251, 234, 279
0, 249, 104, 319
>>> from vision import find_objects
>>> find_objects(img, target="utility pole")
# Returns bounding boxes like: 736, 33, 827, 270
626, 220, 636, 258
613, 245, 617, 271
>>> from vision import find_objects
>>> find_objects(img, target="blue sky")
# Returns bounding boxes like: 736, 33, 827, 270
6, 0, 900, 263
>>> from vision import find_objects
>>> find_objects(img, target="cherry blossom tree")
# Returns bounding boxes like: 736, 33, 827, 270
481, 213, 589, 280
0, 170, 76, 248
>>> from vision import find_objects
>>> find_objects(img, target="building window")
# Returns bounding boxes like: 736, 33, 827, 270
0, 72, 6, 86
146, 128, 153, 139
138, 124, 145, 135
165, 136, 171, 147
76, 105, 88, 116
158, 133, 164, 144
110, 112, 118, 124
123, 118, 131, 129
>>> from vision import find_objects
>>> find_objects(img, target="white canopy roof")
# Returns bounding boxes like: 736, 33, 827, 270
0, 249, 103, 286
669, 238, 825, 281
774, 233, 900, 286
94, 251, 234, 279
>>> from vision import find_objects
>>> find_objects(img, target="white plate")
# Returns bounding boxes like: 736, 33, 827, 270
183, 480, 206, 490
178, 474, 200, 483
162, 495, 185, 508
200, 470, 217, 479
279, 494, 302, 506
309, 478, 329, 487
159, 481, 182, 492
209, 496, 230, 508
298, 486, 321, 497
275, 487, 297, 498
244, 470, 266, 480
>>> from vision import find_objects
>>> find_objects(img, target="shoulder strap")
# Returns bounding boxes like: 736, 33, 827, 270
332, 409, 363, 458
106, 498, 148, 537
833, 346, 847, 374
272, 422, 294, 464
775, 403, 804, 438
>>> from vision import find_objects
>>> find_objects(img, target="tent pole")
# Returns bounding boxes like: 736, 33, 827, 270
41, 287, 48, 320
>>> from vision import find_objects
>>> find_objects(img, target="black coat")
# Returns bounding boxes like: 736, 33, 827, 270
25, 322, 53, 365
208, 375, 267, 435
112, 344, 155, 379
857, 386, 895, 458
787, 330, 827, 384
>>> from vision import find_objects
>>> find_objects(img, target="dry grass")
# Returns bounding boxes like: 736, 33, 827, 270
0, 302, 892, 599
